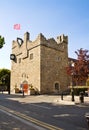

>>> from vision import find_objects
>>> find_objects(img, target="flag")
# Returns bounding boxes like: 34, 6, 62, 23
14, 24, 21, 30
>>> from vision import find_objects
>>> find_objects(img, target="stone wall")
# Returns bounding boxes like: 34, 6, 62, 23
10, 32, 69, 94
40, 34, 69, 94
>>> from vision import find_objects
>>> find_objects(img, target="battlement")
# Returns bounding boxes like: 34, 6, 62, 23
36, 33, 68, 44
24, 32, 30, 42
36, 33, 68, 51
12, 32, 68, 53
56, 34, 68, 44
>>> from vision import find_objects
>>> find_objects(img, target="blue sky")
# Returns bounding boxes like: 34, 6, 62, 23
0, 0, 89, 69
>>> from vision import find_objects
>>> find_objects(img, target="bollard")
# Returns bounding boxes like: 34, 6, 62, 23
61, 92, 63, 100
79, 92, 84, 103
23, 90, 24, 97
71, 91, 75, 101
2, 89, 3, 94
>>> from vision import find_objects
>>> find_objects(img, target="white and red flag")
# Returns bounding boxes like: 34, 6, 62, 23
13, 24, 21, 30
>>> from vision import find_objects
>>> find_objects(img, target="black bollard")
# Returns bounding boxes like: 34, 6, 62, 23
23, 90, 24, 97
2, 89, 3, 94
61, 92, 63, 100
79, 92, 84, 103
71, 91, 75, 101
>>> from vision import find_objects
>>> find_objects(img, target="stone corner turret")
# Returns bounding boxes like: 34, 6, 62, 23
56, 34, 68, 44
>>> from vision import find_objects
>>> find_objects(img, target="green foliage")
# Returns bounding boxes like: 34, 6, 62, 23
0, 68, 10, 91
74, 88, 87, 95
29, 84, 34, 90
0, 35, 5, 48
0, 69, 10, 79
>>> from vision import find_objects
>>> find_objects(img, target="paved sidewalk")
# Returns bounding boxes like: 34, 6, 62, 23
57, 95, 89, 105
1, 92, 89, 106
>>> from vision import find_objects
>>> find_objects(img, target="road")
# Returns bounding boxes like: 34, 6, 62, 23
0, 93, 89, 130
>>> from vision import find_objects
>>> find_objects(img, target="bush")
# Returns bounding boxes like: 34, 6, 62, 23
74, 88, 87, 95
15, 88, 19, 93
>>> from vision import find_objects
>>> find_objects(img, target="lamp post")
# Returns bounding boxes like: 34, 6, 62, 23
71, 62, 75, 102
71, 73, 75, 101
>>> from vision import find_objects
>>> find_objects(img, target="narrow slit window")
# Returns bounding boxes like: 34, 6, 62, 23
30, 53, 33, 60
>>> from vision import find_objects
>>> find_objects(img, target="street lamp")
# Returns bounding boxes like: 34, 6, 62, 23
71, 73, 75, 101
71, 61, 75, 102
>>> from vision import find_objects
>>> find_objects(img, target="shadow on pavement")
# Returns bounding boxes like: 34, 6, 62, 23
0, 93, 89, 130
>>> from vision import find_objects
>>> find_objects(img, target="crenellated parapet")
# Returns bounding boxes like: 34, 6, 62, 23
12, 40, 17, 49
12, 32, 68, 56
38, 33, 68, 51
56, 34, 68, 44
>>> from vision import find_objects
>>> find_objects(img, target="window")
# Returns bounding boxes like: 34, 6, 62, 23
56, 56, 61, 62
55, 83, 59, 90
19, 58, 21, 63
30, 53, 33, 60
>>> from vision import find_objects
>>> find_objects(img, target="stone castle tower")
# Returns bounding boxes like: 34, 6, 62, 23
10, 32, 69, 94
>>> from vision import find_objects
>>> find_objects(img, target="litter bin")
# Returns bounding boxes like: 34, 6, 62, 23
79, 92, 84, 103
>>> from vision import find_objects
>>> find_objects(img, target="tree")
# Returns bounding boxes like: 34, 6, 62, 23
0, 35, 5, 48
66, 48, 89, 86
0, 69, 10, 93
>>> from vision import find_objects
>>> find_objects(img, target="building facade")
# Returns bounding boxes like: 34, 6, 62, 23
10, 32, 69, 94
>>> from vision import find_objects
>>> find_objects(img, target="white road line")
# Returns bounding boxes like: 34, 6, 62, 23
0, 109, 46, 130
30, 104, 51, 109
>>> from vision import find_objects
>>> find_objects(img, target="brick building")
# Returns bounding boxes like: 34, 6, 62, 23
10, 32, 69, 94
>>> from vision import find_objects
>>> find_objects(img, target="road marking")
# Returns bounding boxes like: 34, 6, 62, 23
0, 109, 46, 130
0, 105, 63, 130
0, 110, 46, 130
30, 103, 51, 109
